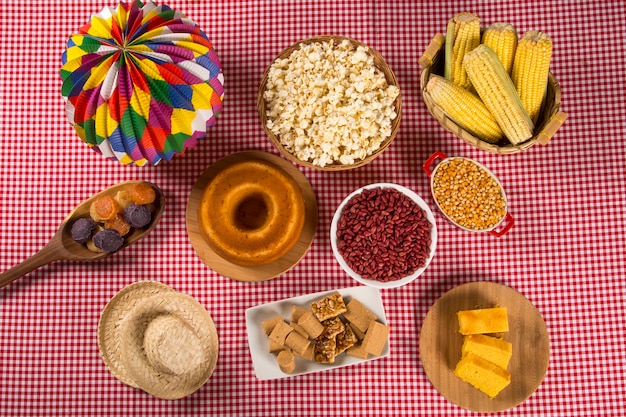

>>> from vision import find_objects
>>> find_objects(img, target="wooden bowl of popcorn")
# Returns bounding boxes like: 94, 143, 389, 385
258, 36, 402, 170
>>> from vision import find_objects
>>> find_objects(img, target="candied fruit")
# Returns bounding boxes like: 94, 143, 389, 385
93, 229, 124, 253
74, 182, 159, 253
71, 218, 96, 244
124, 204, 152, 228
130, 182, 156, 205
91, 195, 118, 221
104, 214, 131, 236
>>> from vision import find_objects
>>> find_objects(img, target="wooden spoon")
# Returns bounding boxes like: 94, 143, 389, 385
0, 180, 165, 289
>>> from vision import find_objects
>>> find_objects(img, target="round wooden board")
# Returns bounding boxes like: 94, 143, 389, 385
419, 281, 550, 413
186, 151, 318, 282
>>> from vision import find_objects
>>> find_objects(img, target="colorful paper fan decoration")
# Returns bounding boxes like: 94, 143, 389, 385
61, 1, 224, 166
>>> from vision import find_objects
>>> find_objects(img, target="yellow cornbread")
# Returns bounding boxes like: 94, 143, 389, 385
454, 352, 511, 398
457, 307, 509, 335
461, 334, 512, 369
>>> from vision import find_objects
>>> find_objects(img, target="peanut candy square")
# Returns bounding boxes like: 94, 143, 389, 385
269, 340, 289, 354
268, 320, 294, 345
314, 335, 337, 364
321, 316, 345, 339
361, 320, 390, 357
335, 323, 358, 355
289, 321, 309, 338
346, 342, 369, 359
349, 322, 367, 341
343, 298, 377, 333
294, 343, 315, 361
285, 331, 311, 356
290, 305, 310, 323
262, 316, 284, 336
297, 310, 324, 339
311, 292, 347, 321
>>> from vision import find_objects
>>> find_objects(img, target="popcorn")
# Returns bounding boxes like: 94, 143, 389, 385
263, 39, 400, 167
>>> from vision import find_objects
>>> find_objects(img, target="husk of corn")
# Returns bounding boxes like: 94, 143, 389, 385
444, 12, 481, 89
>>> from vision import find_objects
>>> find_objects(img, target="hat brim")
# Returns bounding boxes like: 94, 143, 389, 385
119, 291, 219, 400
98, 281, 175, 388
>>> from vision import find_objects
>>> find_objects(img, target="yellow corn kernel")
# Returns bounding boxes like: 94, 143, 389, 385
463, 44, 534, 145
482, 22, 518, 74
444, 12, 481, 89
512, 30, 553, 124
426, 74, 503, 143
432, 158, 506, 231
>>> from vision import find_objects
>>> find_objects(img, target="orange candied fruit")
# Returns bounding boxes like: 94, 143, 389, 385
130, 182, 156, 205
105, 214, 131, 236
92, 195, 119, 221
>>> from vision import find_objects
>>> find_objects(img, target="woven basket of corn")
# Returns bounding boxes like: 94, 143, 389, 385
419, 16, 567, 155
258, 35, 401, 170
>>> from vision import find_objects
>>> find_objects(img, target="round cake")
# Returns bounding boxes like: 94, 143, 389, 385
198, 159, 306, 266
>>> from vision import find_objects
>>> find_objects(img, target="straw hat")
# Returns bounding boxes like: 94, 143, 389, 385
97, 281, 219, 400
98, 281, 174, 388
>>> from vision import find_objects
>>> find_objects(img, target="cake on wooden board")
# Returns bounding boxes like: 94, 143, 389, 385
454, 352, 511, 398
457, 307, 509, 335
461, 334, 512, 369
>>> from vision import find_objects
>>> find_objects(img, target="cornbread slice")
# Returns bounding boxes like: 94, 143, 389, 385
457, 307, 509, 335
335, 323, 358, 355
462, 334, 512, 369
343, 298, 377, 333
361, 320, 390, 356
311, 292, 347, 321
454, 352, 511, 398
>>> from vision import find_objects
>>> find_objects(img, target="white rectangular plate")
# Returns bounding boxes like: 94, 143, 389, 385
245, 286, 389, 380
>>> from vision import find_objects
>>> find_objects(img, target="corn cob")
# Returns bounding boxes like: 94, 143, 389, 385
444, 12, 481, 89
426, 75, 503, 143
512, 30, 553, 124
463, 45, 534, 145
482, 22, 518, 74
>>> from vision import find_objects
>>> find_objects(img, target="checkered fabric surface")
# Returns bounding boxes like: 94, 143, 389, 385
1, 1, 624, 416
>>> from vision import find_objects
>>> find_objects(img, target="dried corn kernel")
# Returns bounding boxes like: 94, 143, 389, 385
432, 158, 506, 231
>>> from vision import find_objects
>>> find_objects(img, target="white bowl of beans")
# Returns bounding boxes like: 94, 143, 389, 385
330, 183, 437, 289
422, 151, 514, 237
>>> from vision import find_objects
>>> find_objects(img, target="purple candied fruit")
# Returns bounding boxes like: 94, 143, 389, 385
71, 217, 96, 244
124, 203, 152, 228
93, 229, 124, 253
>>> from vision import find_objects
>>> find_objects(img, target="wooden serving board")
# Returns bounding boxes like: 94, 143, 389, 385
419, 281, 550, 413
186, 151, 318, 282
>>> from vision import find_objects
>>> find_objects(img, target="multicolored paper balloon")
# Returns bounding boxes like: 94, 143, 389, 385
61, 1, 224, 166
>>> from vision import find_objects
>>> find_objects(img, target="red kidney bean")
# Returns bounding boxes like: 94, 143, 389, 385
336, 187, 433, 282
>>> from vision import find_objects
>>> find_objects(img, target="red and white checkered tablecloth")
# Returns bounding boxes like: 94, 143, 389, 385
1, 1, 624, 416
